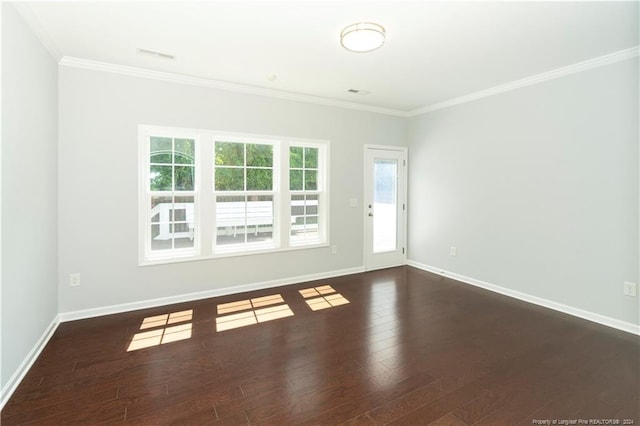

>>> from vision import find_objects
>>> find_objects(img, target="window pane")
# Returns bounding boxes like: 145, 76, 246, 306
290, 194, 320, 244
290, 170, 303, 191
150, 196, 194, 251
246, 169, 272, 191
151, 218, 173, 250
175, 139, 195, 165
247, 196, 273, 243
215, 196, 275, 248
306, 202, 318, 215
304, 147, 318, 168
215, 168, 244, 191
174, 223, 194, 249
290, 146, 303, 168
216, 195, 246, 246
150, 137, 172, 164
174, 209, 186, 222
304, 170, 317, 190
373, 159, 397, 253
246, 144, 273, 167
174, 223, 190, 232
174, 166, 194, 191
303, 214, 319, 239
291, 194, 304, 217
174, 196, 194, 248
150, 165, 173, 191
151, 224, 172, 251
151, 196, 172, 223
306, 194, 319, 215
150, 224, 161, 241
151, 152, 172, 164
215, 142, 244, 166
174, 195, 194, 207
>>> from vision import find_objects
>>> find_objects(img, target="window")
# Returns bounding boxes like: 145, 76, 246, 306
289, 146, 321, 245
142, 133, 199, 262
139, 126, 328, 264
214, 141, 275, 253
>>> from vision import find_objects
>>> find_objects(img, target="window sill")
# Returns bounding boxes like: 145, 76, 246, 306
139, 242, 329, 267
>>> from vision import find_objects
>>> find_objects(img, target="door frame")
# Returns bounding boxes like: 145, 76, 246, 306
363, 144, 408, 271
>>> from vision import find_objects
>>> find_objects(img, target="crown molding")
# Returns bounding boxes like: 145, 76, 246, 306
58, 45, 638, 119
12, 3, 61, 61
58, 57, 408, 117
408, 46, 640, 117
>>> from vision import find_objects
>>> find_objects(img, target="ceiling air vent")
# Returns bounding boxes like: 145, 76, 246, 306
346, 89, 370, 95
136, 48, 175, 60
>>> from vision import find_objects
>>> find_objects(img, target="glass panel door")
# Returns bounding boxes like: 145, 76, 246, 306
364, 147, 407, 271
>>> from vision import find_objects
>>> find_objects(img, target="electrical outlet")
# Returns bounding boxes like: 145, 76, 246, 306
69, 273, 81, 287
331, 245, 338, 255
623, 282, 637, 297
450, 246, 457, 256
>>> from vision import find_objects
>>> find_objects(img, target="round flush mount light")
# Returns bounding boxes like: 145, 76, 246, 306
340, 22, 385, 53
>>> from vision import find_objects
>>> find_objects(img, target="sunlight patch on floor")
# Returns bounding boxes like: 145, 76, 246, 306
216, 293, 294, 332
128, 323, 192, 351
127, 309, 194, 351
217, 294, 285, 315
299, 285, 350, 311
140, 309, 193, 330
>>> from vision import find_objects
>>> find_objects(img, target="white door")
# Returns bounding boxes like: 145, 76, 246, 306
364, 146, 407, 271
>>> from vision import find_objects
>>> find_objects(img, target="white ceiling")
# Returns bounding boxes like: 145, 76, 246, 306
19, 1, 639, 113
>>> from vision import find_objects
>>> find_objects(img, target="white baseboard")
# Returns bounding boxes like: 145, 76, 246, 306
407, 260, 640, 336
8, 262, 633, 412
1, 314, 61, 410
59, 266, 365, 322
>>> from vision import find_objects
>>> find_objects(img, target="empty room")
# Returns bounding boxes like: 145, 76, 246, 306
1, 1, 638, 424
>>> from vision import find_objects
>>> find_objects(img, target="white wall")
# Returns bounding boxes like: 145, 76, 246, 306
58, 66, 406, 313
407, 58, 639, 326
1, 3, 59, 390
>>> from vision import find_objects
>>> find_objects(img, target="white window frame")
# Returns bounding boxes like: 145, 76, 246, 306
288, 141, 328, 247
139, 126, 201, 265
139, 125, 329, 266
212, 136, 281, 255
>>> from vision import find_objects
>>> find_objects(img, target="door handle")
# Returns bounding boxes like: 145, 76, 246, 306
368, 212, 373, 217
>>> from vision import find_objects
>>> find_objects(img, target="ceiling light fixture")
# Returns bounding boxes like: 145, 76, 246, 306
340, 22, 385, 53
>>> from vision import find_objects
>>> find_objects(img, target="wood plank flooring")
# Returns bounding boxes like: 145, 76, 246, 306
2, 266, 638, 425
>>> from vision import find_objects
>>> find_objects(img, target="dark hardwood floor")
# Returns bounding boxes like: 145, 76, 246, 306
2, 266, 638, 425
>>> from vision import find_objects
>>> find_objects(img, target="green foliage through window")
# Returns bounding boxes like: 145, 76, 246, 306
215, 142, 243, 166
290, 146, 319, 191
215, 141, 273, 191
215, 168, 244, 191
150, 137, 195, 191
